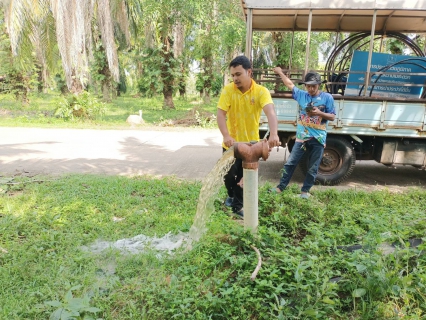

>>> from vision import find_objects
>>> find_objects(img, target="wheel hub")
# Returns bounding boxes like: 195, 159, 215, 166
320, 149, 342, 173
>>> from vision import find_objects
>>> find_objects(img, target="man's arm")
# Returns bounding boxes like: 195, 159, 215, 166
308, 96, 336, 121
273, 67, 295, 91
321, 111, 336, 121
217, 108, 235, 148
262, 103, 281, 148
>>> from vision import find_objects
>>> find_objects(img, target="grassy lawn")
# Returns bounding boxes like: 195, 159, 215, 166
1, 174, 425, 319
1, 92, 426, 319
0, 92, 218, 129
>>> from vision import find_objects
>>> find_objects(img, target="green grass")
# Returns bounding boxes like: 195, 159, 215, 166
1, 174, 425, 319
0, 92, 218, 129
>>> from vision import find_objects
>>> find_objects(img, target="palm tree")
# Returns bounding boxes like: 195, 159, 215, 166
140, 0, 197, 109
51, 0, 113, 94
191, 0, 245, 101
0, 0, 44, 100
2, 0, 133, 95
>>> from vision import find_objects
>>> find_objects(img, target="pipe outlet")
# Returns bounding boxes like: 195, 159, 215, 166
234, 140, 270, 169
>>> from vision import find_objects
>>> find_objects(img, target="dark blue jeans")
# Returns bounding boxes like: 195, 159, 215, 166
277, 139, 324, 193
223, 148, 243, 212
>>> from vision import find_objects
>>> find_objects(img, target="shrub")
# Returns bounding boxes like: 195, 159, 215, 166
54, 91, 107, 120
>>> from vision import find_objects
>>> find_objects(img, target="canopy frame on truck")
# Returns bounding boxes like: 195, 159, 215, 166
241, 0, 426, 97
241, 0, 426, 33
240, 0, 426, 185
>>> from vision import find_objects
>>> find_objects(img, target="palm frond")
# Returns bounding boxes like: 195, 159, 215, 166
50, 0, 92, 90
4, 0, 26, 56
97, 0, 119, 82
111, 0, 131, 47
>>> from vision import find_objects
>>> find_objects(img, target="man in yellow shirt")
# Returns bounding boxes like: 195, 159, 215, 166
217, 55, 280, 218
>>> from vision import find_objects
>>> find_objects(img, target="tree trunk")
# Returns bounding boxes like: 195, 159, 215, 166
163, 87, 175, 109
37, 68, 43, 93
95, 44, 113, 102
223, 73, 230, 86
203, 90, 211, 103
112, 85, 117, 99
102, 81, 112, 102
35, 64, 45, 93
11, 71, 29, 104
177, 64, 186, 98
162, 76, 175, 109
43, 68, 49, 93
160, 34, 175, 110
70, 70, 84, 94
70, 79, 84, 94
201, 55, 213, 103
178, 80, 186, 97
272, 31, 291, 92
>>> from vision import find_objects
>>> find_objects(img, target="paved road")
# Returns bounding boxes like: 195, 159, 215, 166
0, 127, 424, 192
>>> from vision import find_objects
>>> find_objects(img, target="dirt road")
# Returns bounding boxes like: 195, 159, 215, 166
0, 127, 424, 192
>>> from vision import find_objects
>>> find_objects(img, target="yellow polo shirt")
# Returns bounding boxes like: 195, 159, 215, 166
218, 79, 273, 148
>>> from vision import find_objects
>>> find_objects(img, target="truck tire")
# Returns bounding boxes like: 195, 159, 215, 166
300, 136, 355, 186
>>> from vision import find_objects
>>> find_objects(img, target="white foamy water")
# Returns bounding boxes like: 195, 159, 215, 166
82, 232, 188, 255
82, 148, 235, 255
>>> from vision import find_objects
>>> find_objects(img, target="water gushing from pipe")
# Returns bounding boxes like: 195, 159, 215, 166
188, 148, 236, 242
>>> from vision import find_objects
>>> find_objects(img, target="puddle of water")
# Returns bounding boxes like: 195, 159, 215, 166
82, 232, 188, 255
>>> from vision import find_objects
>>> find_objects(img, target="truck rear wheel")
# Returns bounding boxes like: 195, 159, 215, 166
300, 136, 355, 186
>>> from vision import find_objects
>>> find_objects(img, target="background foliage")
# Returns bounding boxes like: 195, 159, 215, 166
1, 0, 424, 111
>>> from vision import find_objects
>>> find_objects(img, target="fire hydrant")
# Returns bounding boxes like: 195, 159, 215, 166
233, 140, 270, 233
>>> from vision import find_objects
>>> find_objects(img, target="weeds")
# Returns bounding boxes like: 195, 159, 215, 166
39, 285, 101, 320
54, 92, 107, 120
1, 175, 425, 319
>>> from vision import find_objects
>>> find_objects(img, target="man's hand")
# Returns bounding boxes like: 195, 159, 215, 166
267, 133, 281, 149
273, 67, 285, 76
307, 106, 332, 118
237, 177, 243, 188
307, 106, 321, 117
272, 67, 294, 90
223, 134, 235, 148
307, 106, 336, 122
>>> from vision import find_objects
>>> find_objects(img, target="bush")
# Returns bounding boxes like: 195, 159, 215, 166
54, 91, 107, 120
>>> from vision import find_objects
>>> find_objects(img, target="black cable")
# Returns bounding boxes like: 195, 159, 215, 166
324, 32, 425, 94
356, 58, 426, 96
